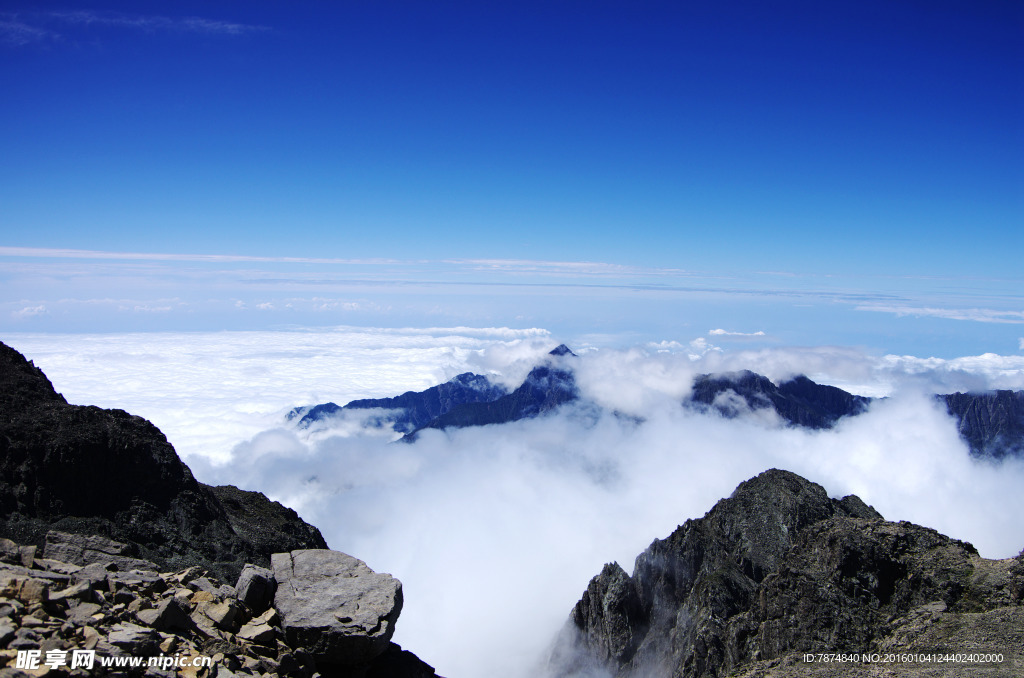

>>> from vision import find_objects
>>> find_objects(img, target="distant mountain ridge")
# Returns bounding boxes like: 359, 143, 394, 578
688, 369, 871, 429
291, 345, 579, 440
288, 371, 508, 434
290, 346, 1024, 459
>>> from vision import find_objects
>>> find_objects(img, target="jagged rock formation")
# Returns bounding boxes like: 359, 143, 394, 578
0, 341, 327, 584
549, 469, 1024, 678
0, 533, 437, 677
942, 390, 1024, 459
689, 371, 871, 429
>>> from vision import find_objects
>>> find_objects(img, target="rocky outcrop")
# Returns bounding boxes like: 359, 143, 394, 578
549, 469, 1024, 678
0, 341, 327, 584
41, 532, 159, 573
0, 534, 437, 677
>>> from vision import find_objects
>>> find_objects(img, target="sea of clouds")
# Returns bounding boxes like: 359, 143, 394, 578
7, 327, 1024, 678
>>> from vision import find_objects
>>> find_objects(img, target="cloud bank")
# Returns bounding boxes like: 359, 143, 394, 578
216, 369, 1024, 678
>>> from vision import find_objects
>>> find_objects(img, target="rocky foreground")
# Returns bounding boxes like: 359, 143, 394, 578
0, 531, 437, 677
549, 469, 1024, 677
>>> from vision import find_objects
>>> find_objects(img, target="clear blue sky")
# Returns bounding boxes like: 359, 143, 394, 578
1, 2, 1022, 355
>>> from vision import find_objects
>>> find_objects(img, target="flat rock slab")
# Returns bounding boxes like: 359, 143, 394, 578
272, 549, 402, 668
44, 531, 159, 572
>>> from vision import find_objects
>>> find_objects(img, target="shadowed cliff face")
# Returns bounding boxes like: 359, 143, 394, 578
0, 341, 327, 582
549, 469, 1024, 678
943, 390, 1024, 459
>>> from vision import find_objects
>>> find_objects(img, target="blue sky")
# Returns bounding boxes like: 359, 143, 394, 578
1, 1, 1022, 355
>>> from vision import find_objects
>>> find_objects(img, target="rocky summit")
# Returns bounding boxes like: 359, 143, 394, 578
548, 469, 1024, 678
0, 531, 437, 677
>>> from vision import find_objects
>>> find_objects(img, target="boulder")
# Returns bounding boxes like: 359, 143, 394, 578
272, 549, 403, 668
135, 595, 190, 631
234, 564, 275, 613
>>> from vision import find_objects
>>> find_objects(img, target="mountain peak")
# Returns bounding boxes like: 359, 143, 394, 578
548, 344, 577, 357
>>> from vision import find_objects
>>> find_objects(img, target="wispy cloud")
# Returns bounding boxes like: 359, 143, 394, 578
46, 10, 268, 36
0, 17, 57, 46
12, 305, 47, 319
708, 329, 766, 337
0, 10, 266, 47
450, 258, 690, 279
0, 246, 391, 265
857, 304, 1024, 325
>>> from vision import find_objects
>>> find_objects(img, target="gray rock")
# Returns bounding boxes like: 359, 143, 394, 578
9, 627, 42, 650
0, 619, 14, 646
71, 562, 114, 584
0, 573, 50, 604
101, 622, 161, 656
272, 549, 403, 668
236, 620, 276, 645
204, 599, 244, 632
48, 580, 93, 603
66, 601, 102, 625
190, 576, 220, 594
234, 564, 275, 613
0, 540, 31, 569
44, 531, 160, 572
135, 595, 190, 631
0, 539, 19, 565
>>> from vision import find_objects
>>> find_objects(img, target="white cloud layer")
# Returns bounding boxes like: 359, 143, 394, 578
708, 328, 766, 336
858, 304, 1024, 324
5, 329, 1024, 678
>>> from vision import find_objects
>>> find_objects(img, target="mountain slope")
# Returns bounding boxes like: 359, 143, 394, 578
0, 341, 327, 582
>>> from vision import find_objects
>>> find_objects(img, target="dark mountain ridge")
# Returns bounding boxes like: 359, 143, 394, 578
288, 371, 508, 434
402, 353, 579, 440
0, 341, 327, 583
688, 370, 872, 429
291, 347, 1023, 459
292, 344, 580, 441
